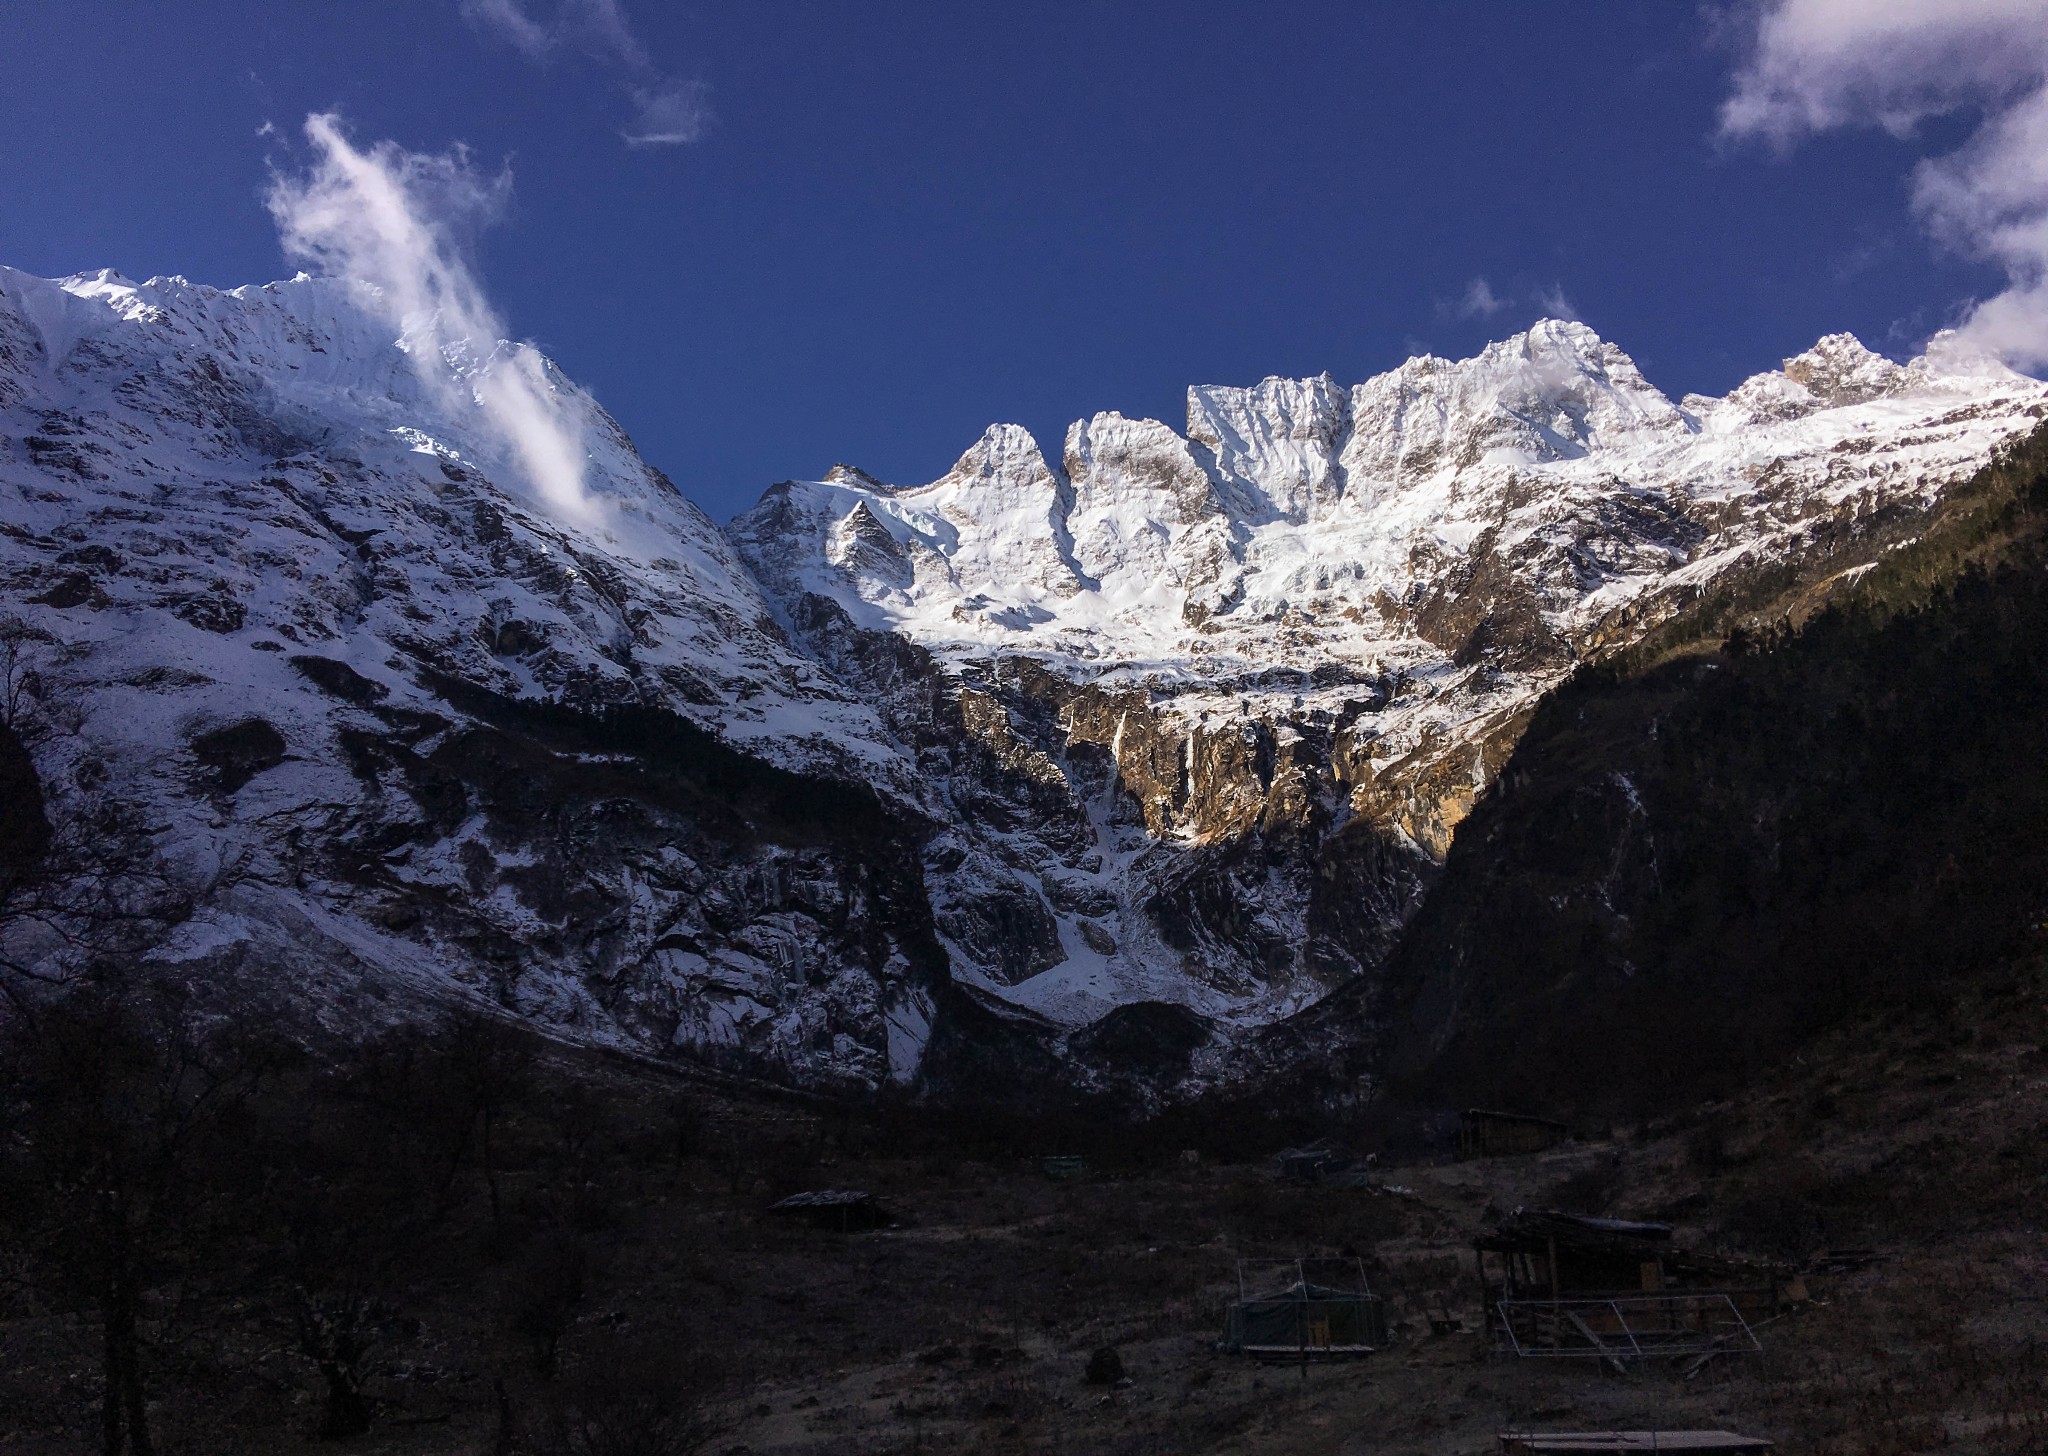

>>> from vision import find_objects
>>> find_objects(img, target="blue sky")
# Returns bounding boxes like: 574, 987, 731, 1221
0, 1, 2021, 519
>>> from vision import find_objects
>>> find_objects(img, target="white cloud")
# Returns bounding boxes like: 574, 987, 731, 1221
1721, 0, 2048, 369
460, 0, 553, 61
459, 0, 708, 148
1451, 277, 1506, 320
575, 0, 651, 71
267, 114, 595, 521
622, 78, 710, 147
1534, 283, 1580, 322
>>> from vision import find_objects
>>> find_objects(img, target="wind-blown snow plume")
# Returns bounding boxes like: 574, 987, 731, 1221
1533, 283, 1580, 323
1721, 0, 2048, 370
267, 113, 593, 518
1448, 277, 1506, 320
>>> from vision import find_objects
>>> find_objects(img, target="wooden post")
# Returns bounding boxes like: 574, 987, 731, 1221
1548, 1236, 1561, 1350
1476, 1245, 1491, 1347
1298, 1258, 1309, 1381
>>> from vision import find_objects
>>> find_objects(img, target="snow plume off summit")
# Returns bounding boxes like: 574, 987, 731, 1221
267, 113, 597, 524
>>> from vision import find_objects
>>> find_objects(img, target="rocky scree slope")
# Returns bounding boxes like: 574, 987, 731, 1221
0, 265, 947, 1089
731, 321, 2047, 1097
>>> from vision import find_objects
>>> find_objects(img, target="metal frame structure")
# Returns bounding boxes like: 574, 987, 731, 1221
1491, 1293, 1761, 1365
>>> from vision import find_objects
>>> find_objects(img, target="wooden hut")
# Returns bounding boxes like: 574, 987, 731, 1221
1475, 1210, 1789, 1364
768, 1189, 892, 1232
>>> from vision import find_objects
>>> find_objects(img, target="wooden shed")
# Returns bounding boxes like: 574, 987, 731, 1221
768, 1190, 892, 1232
1475, 1210, 1788, 1365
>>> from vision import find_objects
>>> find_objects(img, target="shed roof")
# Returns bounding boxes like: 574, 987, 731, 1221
770, 1190, 875, 1210
1478, 1209, 1674, 1252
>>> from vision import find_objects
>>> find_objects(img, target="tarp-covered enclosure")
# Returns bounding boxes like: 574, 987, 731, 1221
1499, 1432, 1775, 1454
1221, 1258, 1389, 1360
1274, 1140, 1348, 1184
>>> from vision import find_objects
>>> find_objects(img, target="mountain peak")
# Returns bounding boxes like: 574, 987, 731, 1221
941, 422, 1060, 491
1783, 332, 1906, 406
823, 462, 889, 490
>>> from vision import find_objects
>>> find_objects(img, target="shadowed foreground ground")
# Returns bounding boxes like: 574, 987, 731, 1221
3, 967, 2045, 1456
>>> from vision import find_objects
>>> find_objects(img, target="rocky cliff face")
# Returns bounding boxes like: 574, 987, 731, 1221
5, 261, 2043, 1101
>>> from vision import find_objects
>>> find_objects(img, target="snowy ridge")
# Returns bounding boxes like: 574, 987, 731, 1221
0, 264, 902, 773
739, 321, 2040, 698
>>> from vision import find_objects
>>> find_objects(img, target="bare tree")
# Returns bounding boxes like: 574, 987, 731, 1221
436, 1008, 538, 1226
0, 619, 267, 1452
0, 972, 281, 1455
538, 1335, 724, 1456
0, 613, 50, 738
503, 1233, 588, 1379
254, 1038, 450, 1441
293, 1284, 392, 1439
0, 621, 197, 1012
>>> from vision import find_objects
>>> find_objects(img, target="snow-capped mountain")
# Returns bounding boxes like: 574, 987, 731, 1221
0, 265, 943, 1087
731, 320, 2048, 1071
5, 260, 2043, 1099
